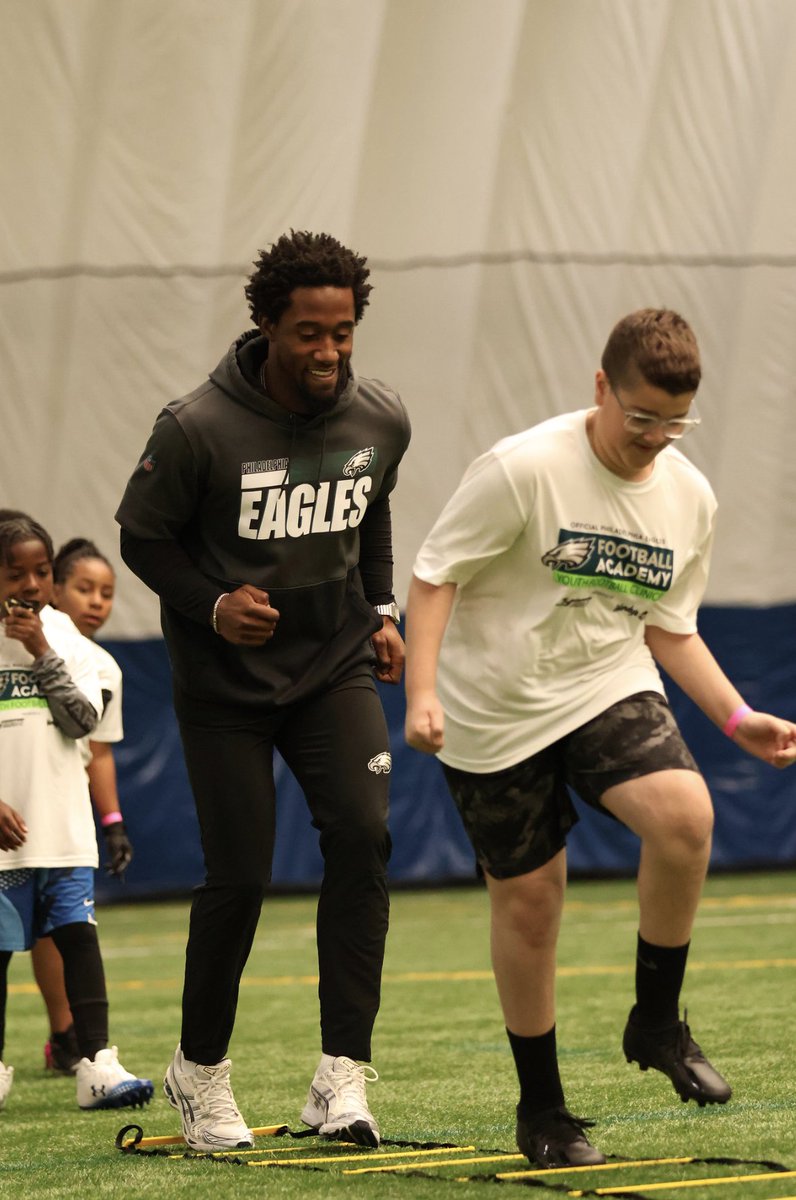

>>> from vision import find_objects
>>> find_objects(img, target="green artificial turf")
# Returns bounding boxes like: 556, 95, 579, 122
1, 872, 795, 1199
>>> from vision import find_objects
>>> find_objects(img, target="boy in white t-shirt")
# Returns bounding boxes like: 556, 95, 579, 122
405, 310, 796, 1168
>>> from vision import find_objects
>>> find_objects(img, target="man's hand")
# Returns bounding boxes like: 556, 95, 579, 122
1, 601, 48, 659
213, 585, 280, 646
733, 712, 796, 768
0, 799, 28, 851
405, 691, 445, 755
371, 618, 405, 685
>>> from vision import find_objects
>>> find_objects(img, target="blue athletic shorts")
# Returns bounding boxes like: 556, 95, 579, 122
0, 867, 96, 951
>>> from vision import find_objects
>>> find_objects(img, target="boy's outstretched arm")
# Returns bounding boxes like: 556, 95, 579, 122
645, 625, 796, 768
404, 576, 456, 755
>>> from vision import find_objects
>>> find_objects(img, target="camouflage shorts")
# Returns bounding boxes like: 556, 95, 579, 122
442, 691, 698, 880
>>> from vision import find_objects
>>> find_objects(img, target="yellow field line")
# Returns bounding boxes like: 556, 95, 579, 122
689, 895, 796, 910
571, 1168, 796, 1195
563, 894, 796, 913
687, 958, 796, 972
12, 956, 796, 995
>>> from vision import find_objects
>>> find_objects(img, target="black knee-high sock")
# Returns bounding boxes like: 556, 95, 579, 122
634, 933, 689, 1028
0, 951, 12, 1060
51, 923, 108, 1061
507, 1025, 565, 1114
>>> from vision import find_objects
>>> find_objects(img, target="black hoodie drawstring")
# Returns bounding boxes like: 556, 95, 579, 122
318, 418, 328, 484
276, 413, 328, 506
279, 419, 298, 500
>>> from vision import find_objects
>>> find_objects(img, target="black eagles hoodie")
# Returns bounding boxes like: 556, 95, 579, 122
115, 330, 411, 713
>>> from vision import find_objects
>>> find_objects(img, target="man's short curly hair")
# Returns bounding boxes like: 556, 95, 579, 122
245, 230, 372, 326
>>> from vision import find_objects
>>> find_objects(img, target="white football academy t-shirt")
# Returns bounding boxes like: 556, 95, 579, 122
0, 606, 102, 867
77, 639, 124, 767
413, 410, 717, 773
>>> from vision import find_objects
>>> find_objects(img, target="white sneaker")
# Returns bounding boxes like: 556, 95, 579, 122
164, 1045, 254, 1152
301, 1055, 380, 1146
0, 1062, 13, 1110
76, 1047, 154, 1110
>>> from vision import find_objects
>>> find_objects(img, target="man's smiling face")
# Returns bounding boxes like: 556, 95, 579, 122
261, 286, 355, 415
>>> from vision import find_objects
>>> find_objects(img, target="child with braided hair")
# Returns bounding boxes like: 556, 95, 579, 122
0, 510, 151, 1112
30, 537, 134, 1075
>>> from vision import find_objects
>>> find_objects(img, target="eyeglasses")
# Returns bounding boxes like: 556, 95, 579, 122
608, 381, 701, 439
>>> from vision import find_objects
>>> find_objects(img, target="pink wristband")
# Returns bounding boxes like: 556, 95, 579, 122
100, 811, 124, 827
722, 704, 752, 738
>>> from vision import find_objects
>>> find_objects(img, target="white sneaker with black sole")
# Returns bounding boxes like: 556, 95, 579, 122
0, 1062, 13, 1110
164, 1045, 254, 1152
76, 1047, 154, 1110
301, 1054, 380, 1146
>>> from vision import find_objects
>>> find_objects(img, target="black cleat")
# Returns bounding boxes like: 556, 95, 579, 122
516, 1104, 606, 1168
44, 1024, 81, 1075
334, 1119, 380, 1148
623, 1008, 731, 1106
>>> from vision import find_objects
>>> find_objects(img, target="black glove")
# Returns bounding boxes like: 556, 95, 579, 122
103, 821, 133, 878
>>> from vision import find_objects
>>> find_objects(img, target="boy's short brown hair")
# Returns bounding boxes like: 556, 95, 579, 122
601, 308, 701, 394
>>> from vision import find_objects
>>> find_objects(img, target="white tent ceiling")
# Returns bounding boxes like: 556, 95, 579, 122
2, 0, 795, 635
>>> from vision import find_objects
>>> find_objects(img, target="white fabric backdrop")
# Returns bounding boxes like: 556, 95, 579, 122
2, 0, 796, 636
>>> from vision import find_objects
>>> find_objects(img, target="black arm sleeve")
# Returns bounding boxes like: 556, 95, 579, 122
120, 529, 222, 626
31, 650, 98, 739
358, 495, 395, 604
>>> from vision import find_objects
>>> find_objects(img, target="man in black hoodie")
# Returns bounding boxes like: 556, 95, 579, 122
116, 231, 411, 1152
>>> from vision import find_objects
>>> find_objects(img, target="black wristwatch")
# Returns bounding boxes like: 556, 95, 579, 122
375, 602, 401, 624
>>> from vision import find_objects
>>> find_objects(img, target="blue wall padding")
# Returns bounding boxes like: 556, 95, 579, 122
94, 604, 796, 901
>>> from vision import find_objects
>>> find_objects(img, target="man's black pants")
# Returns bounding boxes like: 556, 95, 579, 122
175, 675, 392, 1066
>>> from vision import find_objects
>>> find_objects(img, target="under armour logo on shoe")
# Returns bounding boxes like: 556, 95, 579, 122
91, 1085, 106, 1097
